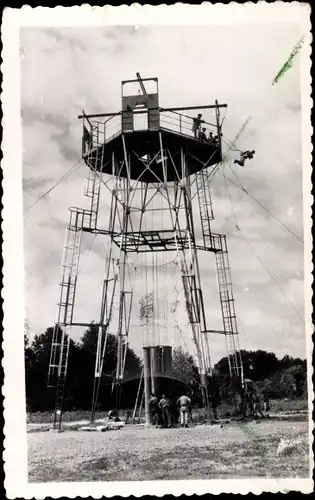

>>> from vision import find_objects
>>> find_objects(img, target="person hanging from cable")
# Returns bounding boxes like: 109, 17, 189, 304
234, 150, 256, 167
192, 113, 203, 139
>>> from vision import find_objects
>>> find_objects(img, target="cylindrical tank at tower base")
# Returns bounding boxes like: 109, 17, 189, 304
162, 345, 173, 377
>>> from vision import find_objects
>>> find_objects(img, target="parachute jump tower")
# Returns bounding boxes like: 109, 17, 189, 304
48, 74, 243, 429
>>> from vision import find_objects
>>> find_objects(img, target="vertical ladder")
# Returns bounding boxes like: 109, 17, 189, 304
195, 168, 214, 248
52, 330, 70, 430
215, 235, 242, 379
47, 208, 83, 429
57, 209, 82, 326
84, 146, 103, 229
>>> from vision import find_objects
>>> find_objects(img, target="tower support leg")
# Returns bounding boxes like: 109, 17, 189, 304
143, 347, 151, 426
165, 145, 212, 418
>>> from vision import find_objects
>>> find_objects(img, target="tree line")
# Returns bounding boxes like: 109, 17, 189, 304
25, 323, 307, 412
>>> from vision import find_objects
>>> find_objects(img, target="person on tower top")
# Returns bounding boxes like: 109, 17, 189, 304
208, 131, 215, 144
213, 134, 219, 145
234, 150, 255, 167
200, 128, 207, 142
192, 114, 203, 139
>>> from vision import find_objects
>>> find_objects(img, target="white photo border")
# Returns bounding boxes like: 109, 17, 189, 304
2, 3, 313, 498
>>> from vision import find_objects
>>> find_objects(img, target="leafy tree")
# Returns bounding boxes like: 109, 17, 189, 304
172, 346, 199, 384
171, 346, 202, 404
25, 322, 142, 412
77, 324, 142, 411
214, 349, 307, 400
214, 350, 281, 382
25, 326, 81, 411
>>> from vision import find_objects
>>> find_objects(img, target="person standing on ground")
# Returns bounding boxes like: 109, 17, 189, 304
148, 393, 159, 426
177, 392, 192, 428
158, 394, 171, 428
247, 389, 254, 417
253, 391, 264, 418
211, 385, 221, 420
169, 397, 179, 428
263, 391, 270, 418
240, 388, 247, 418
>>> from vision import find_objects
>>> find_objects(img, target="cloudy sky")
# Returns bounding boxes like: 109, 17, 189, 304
21, 17, 308, 364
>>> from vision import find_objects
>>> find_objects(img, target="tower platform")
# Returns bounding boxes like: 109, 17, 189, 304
83, 128, 221, 183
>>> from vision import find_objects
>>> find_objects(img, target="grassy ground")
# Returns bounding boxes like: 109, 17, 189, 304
27, 398, 308, 424
28, 419, 310, 482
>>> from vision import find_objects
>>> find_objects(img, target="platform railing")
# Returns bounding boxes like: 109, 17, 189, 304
160, 110, 218, 142
82, 109, 220, 154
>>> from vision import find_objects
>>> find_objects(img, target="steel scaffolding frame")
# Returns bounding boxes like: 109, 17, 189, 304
48, 96, 243, 429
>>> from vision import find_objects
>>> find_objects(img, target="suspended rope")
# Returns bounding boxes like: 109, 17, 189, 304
222, 163, 238, 229
77, 233, 98, 277
220, 176, 305, 326
223, 159, 304, 244
24, 159, 83, 213
221, 135, 242, 153
238, 229, 305, 325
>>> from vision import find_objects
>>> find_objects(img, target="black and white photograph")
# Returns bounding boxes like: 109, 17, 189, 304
2, 3, 313, 497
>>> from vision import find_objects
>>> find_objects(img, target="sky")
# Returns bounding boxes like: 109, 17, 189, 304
21, 22, 308, 365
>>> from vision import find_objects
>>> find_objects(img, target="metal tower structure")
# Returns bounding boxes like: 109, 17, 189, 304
48, 74, 243, 429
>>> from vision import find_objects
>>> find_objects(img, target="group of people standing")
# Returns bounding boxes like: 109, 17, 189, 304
148, 392, 192, 428
240, 388, 270, 419
192, 114, 220, 145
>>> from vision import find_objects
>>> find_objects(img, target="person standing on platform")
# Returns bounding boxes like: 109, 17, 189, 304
177, 392, 192, 428
192, 114, 203, 139
200, 127, 207, 142
208, 131, 215, 144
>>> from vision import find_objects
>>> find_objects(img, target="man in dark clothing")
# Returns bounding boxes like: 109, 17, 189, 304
247, 390, 254, 417
200, 127, 207, 142
253, 391, 264, 418
148, 393, 159, 426
170, 397, 180, 428
159, 394, 171, 428
210, 386, 221, 420
208, 131, 215, 144
240, 388, 247, 418
263, 392, 270, 418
